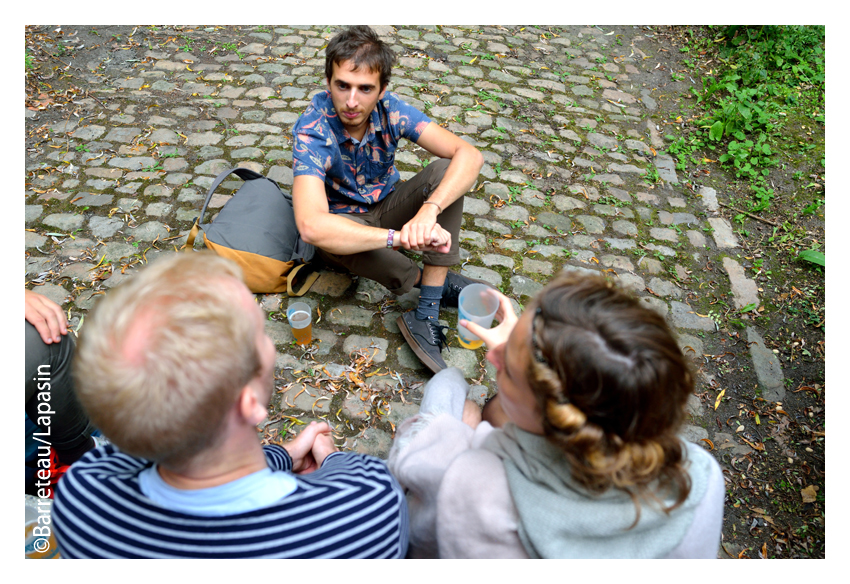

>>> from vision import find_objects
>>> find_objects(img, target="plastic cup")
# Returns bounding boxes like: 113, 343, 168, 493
457, 284, 499, 350
287, 302, 313, 346
25, 495, 60, 559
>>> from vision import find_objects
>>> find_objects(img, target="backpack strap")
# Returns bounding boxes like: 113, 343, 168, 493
182, 167, 265, 251
183, 218, 202, 251
286, 263, 321, 297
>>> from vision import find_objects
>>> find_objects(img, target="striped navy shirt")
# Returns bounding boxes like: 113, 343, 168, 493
53, 444, 409, 558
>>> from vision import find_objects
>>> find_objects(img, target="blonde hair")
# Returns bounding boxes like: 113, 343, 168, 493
72, 252, 262, 465
526, 273, 693, 522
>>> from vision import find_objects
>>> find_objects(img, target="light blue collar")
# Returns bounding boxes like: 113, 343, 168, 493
139, 465, 298, 517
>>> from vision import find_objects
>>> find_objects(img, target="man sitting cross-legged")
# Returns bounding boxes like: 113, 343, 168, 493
292, 25, 486, 373
52, 252, 409, 559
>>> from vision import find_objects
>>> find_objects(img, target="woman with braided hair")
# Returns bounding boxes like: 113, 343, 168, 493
388, 272, 724, 558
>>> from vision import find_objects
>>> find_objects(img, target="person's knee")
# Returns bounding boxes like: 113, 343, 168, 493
387, 273, 414, 295
431, 157, 450, 175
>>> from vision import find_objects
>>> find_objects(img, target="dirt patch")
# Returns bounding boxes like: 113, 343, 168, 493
640, 26, 825, 559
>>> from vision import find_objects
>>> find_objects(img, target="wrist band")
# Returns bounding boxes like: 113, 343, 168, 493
423, 200, 443, 214
387, 229, 395, 249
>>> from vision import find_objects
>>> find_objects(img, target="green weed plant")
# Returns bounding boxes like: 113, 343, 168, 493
666, 26, 824, 215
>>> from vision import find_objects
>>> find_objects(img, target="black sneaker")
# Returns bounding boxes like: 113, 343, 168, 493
397, 312, 449, 373
440, 270, 491, 309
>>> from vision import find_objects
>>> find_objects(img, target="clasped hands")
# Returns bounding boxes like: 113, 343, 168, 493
396, 207, 451, 253
282, 421, 338, 474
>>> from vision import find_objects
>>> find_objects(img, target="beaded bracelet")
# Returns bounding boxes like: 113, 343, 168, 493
422, 200, 443, 214
387, 229, 395, 249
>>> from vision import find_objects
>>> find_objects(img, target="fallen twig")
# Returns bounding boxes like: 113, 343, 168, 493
719, 202, 780, 227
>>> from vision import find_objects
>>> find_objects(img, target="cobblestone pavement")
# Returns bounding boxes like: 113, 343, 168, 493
25, 25, 788, 544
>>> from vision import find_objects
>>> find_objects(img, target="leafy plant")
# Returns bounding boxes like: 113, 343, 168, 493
802, 198, 824, 215
643, 166, 660, 186
665, 26, 824, 215
718, 136, 773, 180
598, 195, 627, 207
797, 249, 825, 267
478, 89, 505, 108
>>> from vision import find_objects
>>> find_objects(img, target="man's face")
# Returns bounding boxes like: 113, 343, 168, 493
326, 59, 386, 140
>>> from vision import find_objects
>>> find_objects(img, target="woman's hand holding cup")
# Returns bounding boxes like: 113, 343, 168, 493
459, 289, 517, 350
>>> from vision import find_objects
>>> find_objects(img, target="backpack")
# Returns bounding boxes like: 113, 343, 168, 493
182, 167, 319, 295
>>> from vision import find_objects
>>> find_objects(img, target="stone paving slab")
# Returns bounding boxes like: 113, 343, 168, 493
24, 25, 784, 471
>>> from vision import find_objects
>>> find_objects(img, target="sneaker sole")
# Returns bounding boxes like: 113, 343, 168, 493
397, 315, 447, 374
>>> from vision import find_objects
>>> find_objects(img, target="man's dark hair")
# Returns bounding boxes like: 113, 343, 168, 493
324, 26, 397, 89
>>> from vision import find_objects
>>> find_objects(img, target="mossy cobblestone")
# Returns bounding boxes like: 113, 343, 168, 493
25, 26, 784, 492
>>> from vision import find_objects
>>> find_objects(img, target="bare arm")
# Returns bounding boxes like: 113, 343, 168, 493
293, 174, 451, 254
399, 122, 484, 249
293, 174, 387, 254
416, 122, 485, 211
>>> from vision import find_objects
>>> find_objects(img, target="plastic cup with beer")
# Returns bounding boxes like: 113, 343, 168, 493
26, 495, 60, 559
287, 302, 313, 346
457, 284, 499, 350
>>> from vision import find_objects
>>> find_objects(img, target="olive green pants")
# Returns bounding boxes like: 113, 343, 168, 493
317, 159, 464, 295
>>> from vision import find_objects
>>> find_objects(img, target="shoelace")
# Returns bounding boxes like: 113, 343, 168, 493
426, 316, 450, 351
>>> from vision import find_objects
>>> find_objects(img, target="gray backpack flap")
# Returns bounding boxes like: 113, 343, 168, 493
183, 167, 318, 295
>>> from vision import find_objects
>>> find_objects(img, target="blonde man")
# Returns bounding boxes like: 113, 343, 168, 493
53, 252, 408, 558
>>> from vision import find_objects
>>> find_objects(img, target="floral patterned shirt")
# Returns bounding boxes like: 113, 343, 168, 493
292, 90, 431, 214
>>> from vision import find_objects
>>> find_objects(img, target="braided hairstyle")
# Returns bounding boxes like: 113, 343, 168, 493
526, 272, 694, 521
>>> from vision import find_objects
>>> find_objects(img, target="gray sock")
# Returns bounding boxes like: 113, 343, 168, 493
415, 285, 442, 321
